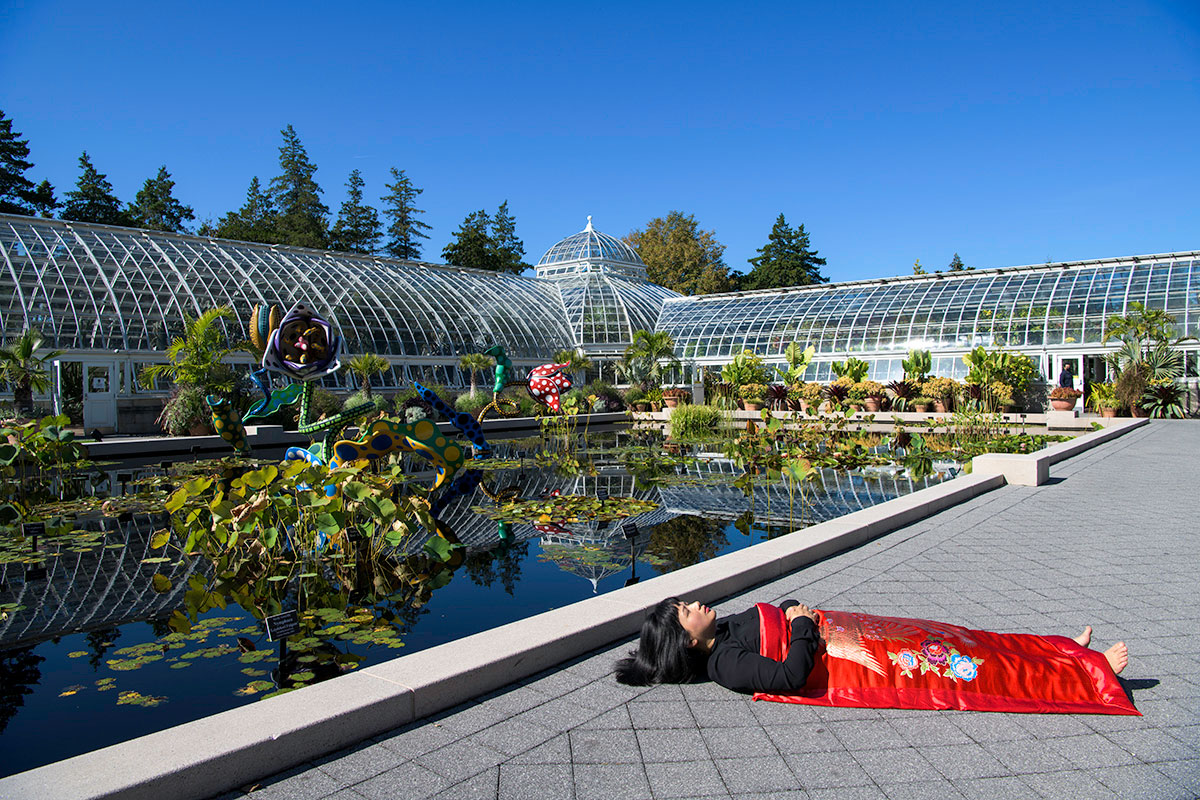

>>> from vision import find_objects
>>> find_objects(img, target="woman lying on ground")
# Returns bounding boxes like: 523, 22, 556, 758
615, 598, 1135, 715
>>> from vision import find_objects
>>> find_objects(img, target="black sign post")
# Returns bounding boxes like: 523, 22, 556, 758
25, 563, 48, 582
23, 522, 44, 552
622, 521, 639, 540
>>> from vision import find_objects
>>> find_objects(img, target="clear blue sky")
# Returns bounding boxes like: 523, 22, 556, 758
2, 0, 1197, 282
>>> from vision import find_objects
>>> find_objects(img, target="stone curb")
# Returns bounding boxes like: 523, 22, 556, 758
972, 416, 1148, 485
1, 422, 1145, 800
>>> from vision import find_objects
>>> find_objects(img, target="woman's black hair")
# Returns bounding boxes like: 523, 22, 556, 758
614, 597, 707, 686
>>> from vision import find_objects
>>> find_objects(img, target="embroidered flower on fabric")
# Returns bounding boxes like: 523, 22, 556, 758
920, 639, 949, 665
949, 653, 978, 681
896, 650, 919, 671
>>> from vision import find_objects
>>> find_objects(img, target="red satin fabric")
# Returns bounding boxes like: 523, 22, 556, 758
753, 604, 1139, 715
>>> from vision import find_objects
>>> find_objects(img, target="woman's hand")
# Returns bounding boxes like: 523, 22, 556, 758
786, 604, 818, 624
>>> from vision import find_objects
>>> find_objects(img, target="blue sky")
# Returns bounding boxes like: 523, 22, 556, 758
2, 0, 1197, 282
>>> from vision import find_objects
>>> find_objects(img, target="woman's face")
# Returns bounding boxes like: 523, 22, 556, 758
676, 600, 716, 646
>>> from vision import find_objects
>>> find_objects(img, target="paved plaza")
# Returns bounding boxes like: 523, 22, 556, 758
223, 421, 1199, 800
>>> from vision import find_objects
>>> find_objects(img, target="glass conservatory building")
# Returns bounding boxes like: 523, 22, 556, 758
1, 210, 1195, 430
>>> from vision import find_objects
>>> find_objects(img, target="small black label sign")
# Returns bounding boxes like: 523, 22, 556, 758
265, 610, 300, 642
622, 521, 639, 539
25, 564, 48, 582
22, 522, 45, 539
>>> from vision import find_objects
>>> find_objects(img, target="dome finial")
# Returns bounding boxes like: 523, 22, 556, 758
585, 215, 593, 232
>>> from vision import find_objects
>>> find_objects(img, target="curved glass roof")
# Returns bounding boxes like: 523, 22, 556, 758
556, 272, 681, 355
535, 217, 648, 280
0, 215, 576, 361
659, 253, 1200, 376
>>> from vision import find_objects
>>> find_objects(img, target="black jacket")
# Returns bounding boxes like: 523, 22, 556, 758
704, 605, 821, 694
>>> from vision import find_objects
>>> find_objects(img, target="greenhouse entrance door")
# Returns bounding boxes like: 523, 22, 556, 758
80, 360, 117, 432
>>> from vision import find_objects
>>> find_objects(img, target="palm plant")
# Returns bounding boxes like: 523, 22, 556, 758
0, 328, 62, 415
622, 330, 680, 390
139, 306, 243, 394
553, 348, 593, 385
459, 352, 494, 396
1105, 337, 1183, 413
347, 353, 391, 397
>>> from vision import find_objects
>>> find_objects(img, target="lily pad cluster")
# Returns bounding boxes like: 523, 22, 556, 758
474, 494, 657, 524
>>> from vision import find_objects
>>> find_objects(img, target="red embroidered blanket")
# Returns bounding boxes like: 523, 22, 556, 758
753, 604, 1138, 715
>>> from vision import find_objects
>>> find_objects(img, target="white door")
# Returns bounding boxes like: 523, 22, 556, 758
82, 361, 117, 431
1053, 355, 1082, 409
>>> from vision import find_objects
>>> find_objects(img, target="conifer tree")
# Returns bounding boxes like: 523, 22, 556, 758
740, 214, 828, 290
442, 209, 494, 269
61, 152, 131, 226
203, 177, 278, 243
330, 169, 381, 254
381, 167, 431, 259
948, 253, 967, 271
0, 110, 55, 216
490, 201, 528, 274
129, 165, 194, 232
623, 212, 735, 295
268, 125, 328, 248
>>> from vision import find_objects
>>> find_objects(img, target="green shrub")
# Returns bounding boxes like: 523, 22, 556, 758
157, 386, 211, 436
671, 403, 722, 439
624, 386, 646, 404
454, 391, 492, 413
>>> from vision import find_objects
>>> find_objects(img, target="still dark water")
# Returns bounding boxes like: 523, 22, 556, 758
0, 450, 954, 776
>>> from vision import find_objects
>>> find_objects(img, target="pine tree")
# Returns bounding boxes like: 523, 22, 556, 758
268, 125, 328, 248
623, 211, 735, 295
442, 210, 494, 269
61, 152, 131, 226
489, 200, 528, 273
948, 253, 967, 271
912, 259, 926, 275
329, 169, 381, 254
203, 177, 278, 243
381, 167, 431, 259
129, 165, 194, 232
740, 214, 829, 290
0, 110, 54, 216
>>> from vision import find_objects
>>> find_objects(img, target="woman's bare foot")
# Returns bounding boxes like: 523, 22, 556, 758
1073, 626, 1093, 647
1104, 642, 1128, 675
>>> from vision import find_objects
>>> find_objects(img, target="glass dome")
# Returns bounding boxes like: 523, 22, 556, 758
535, 217, 648, 280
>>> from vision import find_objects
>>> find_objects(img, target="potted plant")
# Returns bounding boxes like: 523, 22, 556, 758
912, 396, 932, 413
846, 383, 867, 412
739, 383, 766, 411
157, 386, 213, 436
645, 388, 664, 412
887, 379, 917, 411
858, 380, 887, 412
624, 386, 648, 412
988, 380, 1015, 413
800, 381, 824, 414
1087, 382, 1120, 418
662, 387, 691, 408
823, 378, 851, 411
786, 383, 805, 412
766, 384, 789, 411
1049, 386, 1083, 411
925, 377, 959, 413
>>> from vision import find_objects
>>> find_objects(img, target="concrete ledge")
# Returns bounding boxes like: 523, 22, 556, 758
971, 416, 1147, 485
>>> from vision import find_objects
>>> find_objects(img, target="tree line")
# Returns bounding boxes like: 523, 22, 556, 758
1, 107, 910, 294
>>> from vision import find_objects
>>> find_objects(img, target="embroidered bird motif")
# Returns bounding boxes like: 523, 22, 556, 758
819, 611, 978, 676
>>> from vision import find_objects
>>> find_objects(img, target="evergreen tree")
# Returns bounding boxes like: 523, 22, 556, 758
912, 259, 926, 275
61, 152, 131, 226
740, 214, 828, 290
489, 200, 528, 273
129, 165, 194, 232
948, 253, 967, 271
329, 169, 381, 254
381, 167, 431, 259
623, 211, 734, 295
203, 177, 279, 243
440, 202, 529, 273
268, 125, 328, 248
0, 110, 55, 216
442, 209, 494, 269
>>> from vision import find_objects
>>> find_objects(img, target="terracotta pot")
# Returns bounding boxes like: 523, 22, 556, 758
1050, 399, 1075, 411
914, 403, 931, 413
188, 422, 213, 436
1131, 406, 1149, 418
743, 402, 763, 412
848, 404, 861, 413
933, 401, 948, 413
864, 398, 881, 412
787, 398, 802, 412
1101, 407, 1118, 418
634, 402, 649, 412
664, 398, 679, 409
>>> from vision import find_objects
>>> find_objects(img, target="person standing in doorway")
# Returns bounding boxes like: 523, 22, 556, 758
1058, 361, 1075, 389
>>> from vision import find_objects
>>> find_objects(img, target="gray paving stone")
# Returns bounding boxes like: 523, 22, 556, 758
516, 694, 604, 732
687, 700, 761, 728
949, 776, 1033, 800
783, 750, 873, 788
1091, 763, 1191, 800
467, 716, 557, 757
1042, 734, 1139, 769
355, 762, 449, 800
573, 763, 652, 800
807, 785, 888, 800
825, 719, 908, 750
1021, 769, 1120, 800
715, 755, 800, 793
700, 725, 777, 758
852, 746, 941, 783
1153, 759, 1200, 794
416, 740, 506, 782
575, 705, 633, 731
315, 742, 405, 783
887, 715, 974, 746
629, 700, 696, 729
1102, 727, 1197, 763
507, 733, 570, 764
497, 763, 571, 800
429, 767, 498, 800
239, 764, 340, 800
644, 759, 726, 798
981, 739, 1076, 773
916, 743, 1008, 780
322, 790, 370, 800
569, 728, 641, 763
765, 723, 844, 754
636, 727, 706, 762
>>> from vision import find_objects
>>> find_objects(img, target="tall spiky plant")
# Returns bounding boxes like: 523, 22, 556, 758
0, 328, 62, 414
139, 306, 243, 394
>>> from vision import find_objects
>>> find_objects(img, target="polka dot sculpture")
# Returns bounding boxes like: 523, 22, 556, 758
206, 395, 249, 453
328, 417, 465, 492
526, 362, 573, 413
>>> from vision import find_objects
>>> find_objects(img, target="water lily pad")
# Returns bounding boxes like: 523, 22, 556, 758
68, 650, 87, 658
169, 661, 192, 669
59, 685, 85, 697
241, 668, 268, 677
290, 671, 315, 682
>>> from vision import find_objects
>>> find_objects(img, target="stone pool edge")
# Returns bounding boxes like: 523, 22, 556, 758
0, 418, 1146, 800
